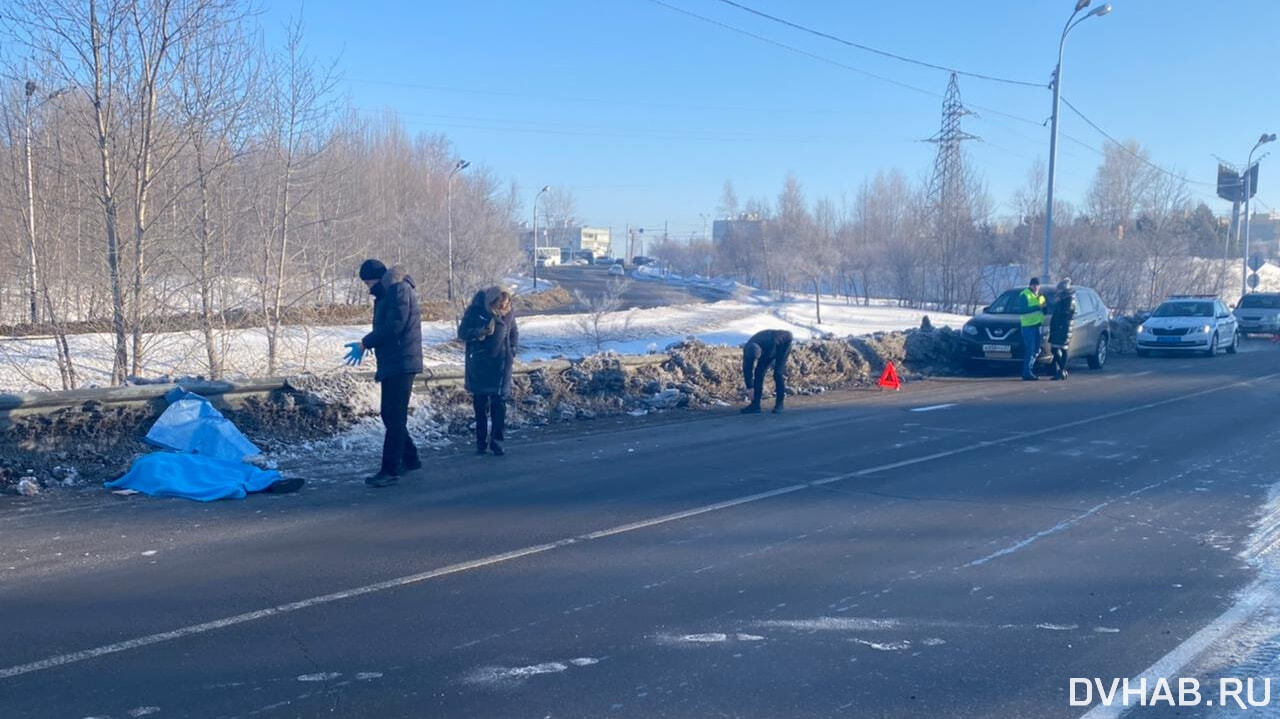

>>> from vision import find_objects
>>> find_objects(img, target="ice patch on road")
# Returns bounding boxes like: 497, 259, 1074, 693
464, 657, 601, 688
736, 634, 765, 642
140, 550, 157, 557
1094, 627, 1121, 634
853, 639, 911, 652
355, 672, 383, 680
128, 708, 161, 717
297, 672, 341, 682
1036, 623, 1079, 631
755, 617, 901, 632
921, 638, 947, 646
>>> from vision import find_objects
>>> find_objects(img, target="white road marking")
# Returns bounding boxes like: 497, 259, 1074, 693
1078, 579, 1275, 719
3, 372, 1276, 682
909, 403, 957, 413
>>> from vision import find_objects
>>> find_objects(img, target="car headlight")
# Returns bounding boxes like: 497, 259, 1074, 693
1201, 325, 1212, 334
1137, 324, 1145, 334
964, 324, 978, 336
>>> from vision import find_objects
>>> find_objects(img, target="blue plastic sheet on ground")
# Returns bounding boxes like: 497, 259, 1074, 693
106, 452, 281, 502
145, 389, 260, 462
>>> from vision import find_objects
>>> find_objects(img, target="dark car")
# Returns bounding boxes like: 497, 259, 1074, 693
961, 286, 1111, 373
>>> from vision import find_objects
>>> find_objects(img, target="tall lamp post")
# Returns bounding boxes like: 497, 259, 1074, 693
532, 185, 550, 289
446, 158, 470, 303
1043, 0, 1111, 283
1243, 133, 1276, 295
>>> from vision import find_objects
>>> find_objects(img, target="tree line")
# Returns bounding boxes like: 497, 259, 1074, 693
0, 0, 519, 388
651, 143, 1234, 322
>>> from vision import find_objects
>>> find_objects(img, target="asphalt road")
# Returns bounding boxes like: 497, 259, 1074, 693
5, 343, 1280, 718
537, 265, 727, 312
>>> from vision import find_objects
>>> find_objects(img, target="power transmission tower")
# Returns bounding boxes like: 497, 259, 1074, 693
925, 73, 979, 311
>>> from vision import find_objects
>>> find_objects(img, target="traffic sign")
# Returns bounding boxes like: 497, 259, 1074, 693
1250, 254, 1265, 272
1248, 273, 1260, 289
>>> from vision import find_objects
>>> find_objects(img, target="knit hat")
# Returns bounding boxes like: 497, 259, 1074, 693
358, 259, 387, 281
1057, 278, 1072, 291
484, 285, 511, 309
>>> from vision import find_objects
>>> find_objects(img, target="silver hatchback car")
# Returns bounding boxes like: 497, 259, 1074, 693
1234, 293, 1280, 337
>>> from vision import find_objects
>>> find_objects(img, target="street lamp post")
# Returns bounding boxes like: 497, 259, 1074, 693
532, 185, 550, 289
1243, 132, 1276, 295
446, 159, 470, 303
1043, 0, 1111, 283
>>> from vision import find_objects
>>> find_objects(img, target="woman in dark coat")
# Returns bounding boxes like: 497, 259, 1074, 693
457, 286, 519, 455
1048, 278, 1077, 381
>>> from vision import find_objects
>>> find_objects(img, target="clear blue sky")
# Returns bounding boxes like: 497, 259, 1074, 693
265, 0, 1280, 239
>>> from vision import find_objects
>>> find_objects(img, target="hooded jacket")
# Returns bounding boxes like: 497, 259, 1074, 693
458, 289, 519, 396
361, 265, 423, 381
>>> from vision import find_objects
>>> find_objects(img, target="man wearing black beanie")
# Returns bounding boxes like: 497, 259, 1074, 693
349, 258, 423, 487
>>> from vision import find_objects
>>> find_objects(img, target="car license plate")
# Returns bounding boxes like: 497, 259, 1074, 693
1157, 336, 1180, 343
982, 344, 1011, 357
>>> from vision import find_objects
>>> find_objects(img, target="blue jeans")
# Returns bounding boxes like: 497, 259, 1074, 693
1021, 326, 1042, 378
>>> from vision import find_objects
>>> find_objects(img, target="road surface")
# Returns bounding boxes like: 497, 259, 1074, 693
4, 344, 1280, 718
536, 265, 727, 313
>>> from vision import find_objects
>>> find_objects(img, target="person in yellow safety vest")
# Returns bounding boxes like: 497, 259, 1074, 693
1019, 277, 1046, 381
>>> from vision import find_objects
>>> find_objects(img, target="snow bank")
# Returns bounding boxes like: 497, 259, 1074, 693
0, 296, 970, 394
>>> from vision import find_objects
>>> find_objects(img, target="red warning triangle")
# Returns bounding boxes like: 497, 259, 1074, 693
878, 362, 901, 391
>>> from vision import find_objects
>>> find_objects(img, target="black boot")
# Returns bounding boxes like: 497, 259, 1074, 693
364, 471, 399, 488
771, 398, 784, 414
489, 440, 505, 456
740, 403, 762, 414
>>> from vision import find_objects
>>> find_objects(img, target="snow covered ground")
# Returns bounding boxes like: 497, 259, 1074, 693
0, 293, 970, 393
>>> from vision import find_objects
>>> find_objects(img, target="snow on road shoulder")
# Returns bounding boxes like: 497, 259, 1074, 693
0, 295, 968, 393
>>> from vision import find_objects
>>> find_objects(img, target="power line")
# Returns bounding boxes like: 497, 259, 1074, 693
643, 0, 1046, 130
1060, 97, 1217, 189
713, 0, 1044, 88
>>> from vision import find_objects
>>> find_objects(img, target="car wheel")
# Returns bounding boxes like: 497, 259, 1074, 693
1226, 330, 1239, 355
1204, 332, 1218, 358
1087, 334, 1108, 369
1136, 348, 1150, 358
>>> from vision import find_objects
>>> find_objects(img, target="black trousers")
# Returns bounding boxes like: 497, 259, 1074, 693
1051, 346, 1069, 377
379, 373, 420, 474
752, 340, 792, 406
473, 393, 506, 448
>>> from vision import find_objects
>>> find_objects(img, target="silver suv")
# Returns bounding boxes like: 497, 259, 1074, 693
1233, 293, 1280, 337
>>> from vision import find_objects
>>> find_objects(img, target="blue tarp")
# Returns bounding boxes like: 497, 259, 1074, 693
106, 452, 281, 502
108, 388, 279, 501
145, 389, 260, 462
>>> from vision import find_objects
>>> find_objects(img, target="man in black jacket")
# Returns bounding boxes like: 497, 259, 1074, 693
351, 259, 423, 487
741, 329, 793, 414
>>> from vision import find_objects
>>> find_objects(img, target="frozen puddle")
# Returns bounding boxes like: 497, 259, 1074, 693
854, 639, 912, 652
297, 672, 341, 682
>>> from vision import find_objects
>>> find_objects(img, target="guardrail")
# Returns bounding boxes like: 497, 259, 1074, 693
0, 354, 674, 415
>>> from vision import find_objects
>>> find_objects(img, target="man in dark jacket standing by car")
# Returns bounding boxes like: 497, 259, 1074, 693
1019, 277, 1046, 381
741, 328, 793, 414
458, 286, 519, 455
348, 259, 423, 487
1048, 278, 1077, 381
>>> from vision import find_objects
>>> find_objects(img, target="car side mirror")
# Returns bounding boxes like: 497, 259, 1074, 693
982, 305, 991, 314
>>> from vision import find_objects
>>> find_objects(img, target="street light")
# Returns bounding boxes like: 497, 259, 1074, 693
22, 80, 70, 325
446, 158, 470, 303
532, 185, 550, 289
1042, 0, 1111, 283
1243, 132, 1277, 294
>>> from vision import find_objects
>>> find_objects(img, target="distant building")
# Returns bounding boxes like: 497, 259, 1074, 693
519, 225, 612, 260
1247, 211, 1278, 248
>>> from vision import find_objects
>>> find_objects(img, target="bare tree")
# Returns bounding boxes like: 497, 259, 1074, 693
574, 279, 631, 352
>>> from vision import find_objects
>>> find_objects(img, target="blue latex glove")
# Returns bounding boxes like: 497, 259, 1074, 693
343, 342, 366, 366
